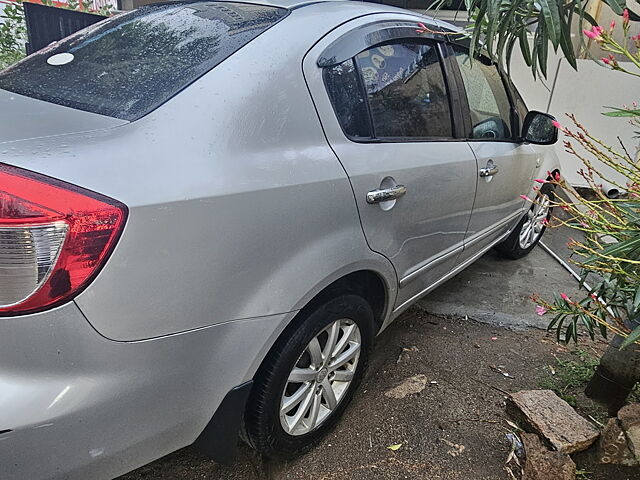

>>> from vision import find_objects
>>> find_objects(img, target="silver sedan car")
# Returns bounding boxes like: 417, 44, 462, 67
0, 0, 560, 478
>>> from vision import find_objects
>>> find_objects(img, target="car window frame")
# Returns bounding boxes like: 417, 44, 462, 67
444, 42, 521, 144
319, 20, 467, 145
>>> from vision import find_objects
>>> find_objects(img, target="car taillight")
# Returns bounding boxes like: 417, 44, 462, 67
0, 164, 127, 315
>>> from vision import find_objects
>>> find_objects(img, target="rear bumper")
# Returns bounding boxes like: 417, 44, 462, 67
0, 303, 288, 480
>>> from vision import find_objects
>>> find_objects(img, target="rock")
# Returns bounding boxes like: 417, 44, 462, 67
618, 404, 640, 461
384, 374, 428, 399
598, 418, 638, 466
521, 433, 576, 480
509, 390, 599, 454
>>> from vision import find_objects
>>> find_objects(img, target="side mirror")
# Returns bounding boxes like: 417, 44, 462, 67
521, 111, 558, 145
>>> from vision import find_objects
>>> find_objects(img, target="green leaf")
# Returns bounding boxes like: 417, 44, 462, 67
505, 33, 518, 72
538, 0, 562, 48
537, 22, 549, 78
469, 2, 487, 60
620, 324, 640, 349
584, 236, 640, 264
603, 0, 625, 14
601, 0, 640, 20
602, 108, 640, 117
519, 28, 532, 66
387, 443, 403, 451
560, 13, 577, 69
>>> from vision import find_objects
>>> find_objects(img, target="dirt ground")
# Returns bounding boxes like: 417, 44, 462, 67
120, 307, 640, 480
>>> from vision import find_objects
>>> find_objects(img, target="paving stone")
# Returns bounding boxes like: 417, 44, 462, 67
521, 433, 576, 480
618, 403, 640, 460
384, 374, 428, 399
598, 418, 638, 466
509, 390, 599, 454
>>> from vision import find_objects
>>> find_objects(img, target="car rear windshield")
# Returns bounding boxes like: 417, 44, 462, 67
0, 2, 287, 121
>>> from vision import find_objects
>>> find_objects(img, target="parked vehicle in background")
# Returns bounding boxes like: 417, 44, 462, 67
0, 1, 560, 478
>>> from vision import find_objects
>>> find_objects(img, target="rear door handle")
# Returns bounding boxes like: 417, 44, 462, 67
479, 160, 499, 177
366, 185, 407, 204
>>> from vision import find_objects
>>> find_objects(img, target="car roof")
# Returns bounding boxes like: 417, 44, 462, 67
215, 0, 461, 32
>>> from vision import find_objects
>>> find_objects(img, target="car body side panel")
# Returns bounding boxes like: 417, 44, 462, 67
458, 141, 540, 262
302, 13, 477, 309
0, 3, 398, 341
0, 302, 295, 480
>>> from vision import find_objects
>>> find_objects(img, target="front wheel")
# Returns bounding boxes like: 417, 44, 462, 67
495, 189, 554, 259
243, 294, 374, 459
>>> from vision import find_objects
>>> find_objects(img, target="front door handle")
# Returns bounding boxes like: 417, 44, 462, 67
479, 160, 499, 177
366, 185, 407, 204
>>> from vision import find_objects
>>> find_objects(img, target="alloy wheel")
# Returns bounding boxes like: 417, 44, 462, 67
519, 194, 551, 249
279, 318, 361, 436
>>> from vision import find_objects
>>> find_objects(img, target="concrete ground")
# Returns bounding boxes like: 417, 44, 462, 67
418, 240, 583, 331
120, 228, 634, 480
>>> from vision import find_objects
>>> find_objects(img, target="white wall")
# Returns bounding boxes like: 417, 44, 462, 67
509, 41, 640, 189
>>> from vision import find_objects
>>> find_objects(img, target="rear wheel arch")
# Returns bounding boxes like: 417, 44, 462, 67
248, 268, 391, 384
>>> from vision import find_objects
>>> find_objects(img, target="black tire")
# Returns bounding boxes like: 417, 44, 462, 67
495, 188, 555, 260
243, 294, 374, 459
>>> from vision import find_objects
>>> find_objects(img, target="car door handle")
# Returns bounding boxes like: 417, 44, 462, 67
366, 185, 407, 204
479, 160, 499, 177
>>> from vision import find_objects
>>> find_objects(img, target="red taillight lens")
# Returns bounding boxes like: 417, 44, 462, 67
0, 164, 127, 315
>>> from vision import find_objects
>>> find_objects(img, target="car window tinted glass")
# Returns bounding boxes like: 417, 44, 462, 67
453, 47, 512, 140
357, 41, 453, 139
0, 2, 287, 121
324, 59, 372, 139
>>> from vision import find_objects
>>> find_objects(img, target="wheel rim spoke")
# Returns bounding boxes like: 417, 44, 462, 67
322, 321, 340, 364
288, 367, 318, 383
329, 343, 361, 370
307, 391, 322, 428
332, 369, 354, 382
307, 337, 323, 368
321, 378, 338, 410
282, 382, 312, 414
332, 324, 355, 358
287, 385, 315, 432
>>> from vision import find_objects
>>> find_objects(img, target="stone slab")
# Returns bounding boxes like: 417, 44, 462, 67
618, 404, 640, 461
598, 418, 638, 466
509, 390, 599, 454
522, 433, 576, 480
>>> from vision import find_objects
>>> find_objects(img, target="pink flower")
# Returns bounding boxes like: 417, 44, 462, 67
584, 25, 604, 40
520, 194, 531, 201
554, 172, 561, 181
552, 120, 561, 129
590, 293, 598, 300
623, 9, 630, 27
535, 305, 547, 316
535, 178, 545, 183
542, 218, 549, 225
602, 56, 611, 65
560, 293, 570, 301
610, 19, 616, 30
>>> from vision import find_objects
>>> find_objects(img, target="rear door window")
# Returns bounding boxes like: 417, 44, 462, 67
324, 58, 372, 139
358, 41, 453, 140
0, 2, 288, 121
